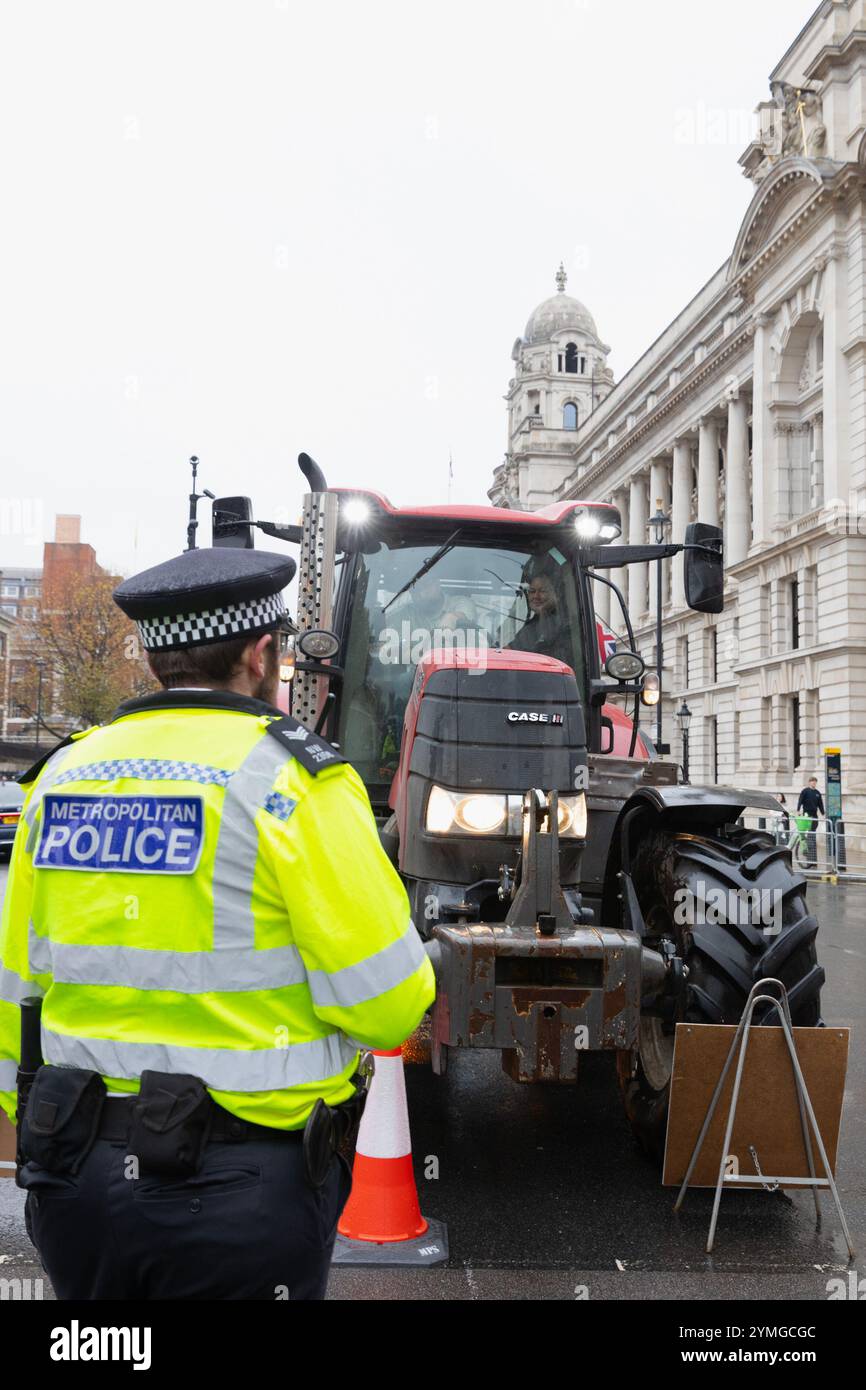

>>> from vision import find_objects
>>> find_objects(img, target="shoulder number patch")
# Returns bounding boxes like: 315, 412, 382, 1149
35, 795, 205, 875
263, 716, 344, 775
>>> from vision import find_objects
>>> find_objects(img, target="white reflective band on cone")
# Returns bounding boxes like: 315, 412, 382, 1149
354, 1049, 412, 1160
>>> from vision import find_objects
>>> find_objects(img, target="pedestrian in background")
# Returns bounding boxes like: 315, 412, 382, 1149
797, 776, 825, 869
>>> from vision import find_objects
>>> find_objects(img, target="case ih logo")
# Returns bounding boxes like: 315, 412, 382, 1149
507, 711, 564, 725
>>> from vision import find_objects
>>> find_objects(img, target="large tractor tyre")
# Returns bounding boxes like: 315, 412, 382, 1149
617, 824, 824, 1160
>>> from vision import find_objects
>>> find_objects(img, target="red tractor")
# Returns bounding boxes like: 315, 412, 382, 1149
213, 457, 823, 1154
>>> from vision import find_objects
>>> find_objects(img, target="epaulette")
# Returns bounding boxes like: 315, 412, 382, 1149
262, 716, 344, 776
107, 689, 344, 776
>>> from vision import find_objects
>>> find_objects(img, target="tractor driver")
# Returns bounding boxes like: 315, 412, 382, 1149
391, 570, 477, 639
508, 570, 573, 668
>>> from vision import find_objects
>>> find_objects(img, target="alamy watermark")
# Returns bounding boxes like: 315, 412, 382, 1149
673, 884, 783, 936
0, 497, 43, 546
0, 1276, 45, 1300
377, 622, 489, 672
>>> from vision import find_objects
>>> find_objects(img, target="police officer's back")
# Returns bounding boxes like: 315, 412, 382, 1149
0, 546, 435, 1299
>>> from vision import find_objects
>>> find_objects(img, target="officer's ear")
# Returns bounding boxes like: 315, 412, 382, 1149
245, 632, 274, 680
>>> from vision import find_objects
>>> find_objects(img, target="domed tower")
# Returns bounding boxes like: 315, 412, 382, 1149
490, 264, 613, 508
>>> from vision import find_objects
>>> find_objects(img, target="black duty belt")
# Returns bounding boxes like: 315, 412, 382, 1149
18, 1061, 371, 1189
96, 1096, 304, 1145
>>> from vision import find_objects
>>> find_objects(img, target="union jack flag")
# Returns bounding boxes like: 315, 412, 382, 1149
596, 618, 617, 666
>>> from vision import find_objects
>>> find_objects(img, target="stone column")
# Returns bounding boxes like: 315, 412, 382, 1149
611, 487, 629, 620
671, 439, 691, 608
821, 250, 849, 507
811, 413, 824, 509
751, 313, 772, 546
594, 566, 611, 627
698, 417, 720, 527
725, 394, 751, 566
628, 473, 649, 620
649, 457, 670, 620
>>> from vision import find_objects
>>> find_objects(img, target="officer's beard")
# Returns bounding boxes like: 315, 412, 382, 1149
254, 640, 281, 707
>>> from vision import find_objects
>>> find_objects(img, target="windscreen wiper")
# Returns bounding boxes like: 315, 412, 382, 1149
381, 529, 461, 614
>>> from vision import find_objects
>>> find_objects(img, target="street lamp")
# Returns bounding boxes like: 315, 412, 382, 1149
649, 497, 671, 755
676, 700, 692, 784
34, 660, 46, 752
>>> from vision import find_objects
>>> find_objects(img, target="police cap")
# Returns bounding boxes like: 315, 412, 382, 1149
113, 547, 296, 652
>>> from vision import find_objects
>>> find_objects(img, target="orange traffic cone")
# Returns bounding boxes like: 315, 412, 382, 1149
331, 1047, 448, 1266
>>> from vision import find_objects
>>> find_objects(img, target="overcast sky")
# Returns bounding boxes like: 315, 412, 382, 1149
0, 0, 813, 575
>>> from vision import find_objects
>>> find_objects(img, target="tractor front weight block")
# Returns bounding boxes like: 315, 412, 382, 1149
430, 922, 645, 1083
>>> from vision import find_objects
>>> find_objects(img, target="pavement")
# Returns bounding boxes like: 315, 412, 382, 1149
0, 868, 862, 1302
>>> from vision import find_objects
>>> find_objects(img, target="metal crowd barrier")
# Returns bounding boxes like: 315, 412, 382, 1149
743, 812, 866, 882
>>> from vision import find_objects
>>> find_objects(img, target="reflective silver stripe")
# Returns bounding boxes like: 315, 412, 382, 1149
42, 1028, 358, 1093
28, 923, 51, 976
45, 941, 306, 994
212, 734, 293, 949
0, 964, 44, 1005
0, 1058, 17, 1092
308, 919, 427, 1008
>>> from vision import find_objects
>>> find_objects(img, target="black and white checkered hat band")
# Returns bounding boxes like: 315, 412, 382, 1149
137, 592, 286, 651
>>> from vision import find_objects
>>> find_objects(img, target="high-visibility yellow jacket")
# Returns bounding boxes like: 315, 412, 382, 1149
0, 692, 435, 1129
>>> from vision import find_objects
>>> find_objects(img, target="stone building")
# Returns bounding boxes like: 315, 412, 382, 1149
490, 0, 866, 822
0, 515, 103, 747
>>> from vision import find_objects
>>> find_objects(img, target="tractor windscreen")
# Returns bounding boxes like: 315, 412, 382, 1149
335, 535, 586, 799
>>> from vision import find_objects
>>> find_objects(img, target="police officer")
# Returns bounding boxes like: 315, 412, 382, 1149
0, 546, 435, 1300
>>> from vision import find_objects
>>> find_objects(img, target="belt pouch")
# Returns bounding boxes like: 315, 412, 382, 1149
128, 1070, 213, 1177
20, 1065, 106, 1174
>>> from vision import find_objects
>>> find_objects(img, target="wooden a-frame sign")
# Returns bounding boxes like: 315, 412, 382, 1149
663, 1022, 849, 1188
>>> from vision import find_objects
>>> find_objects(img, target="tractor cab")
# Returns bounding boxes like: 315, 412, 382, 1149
327, 491, 605, 812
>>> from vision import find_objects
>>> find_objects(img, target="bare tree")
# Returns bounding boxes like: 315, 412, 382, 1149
11, 573, 154, 732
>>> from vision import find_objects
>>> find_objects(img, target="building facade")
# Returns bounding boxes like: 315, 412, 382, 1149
490, 0, 866, 821
0, 515, 102, 747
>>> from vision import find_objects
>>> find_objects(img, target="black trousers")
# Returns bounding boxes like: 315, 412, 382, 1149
21, 1131, 352, 1300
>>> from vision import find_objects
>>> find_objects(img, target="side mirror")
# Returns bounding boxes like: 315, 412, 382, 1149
212, 497, 255, 549
684, 522, 724, 614
605, 650, 645, 682
297, 629, 340, 660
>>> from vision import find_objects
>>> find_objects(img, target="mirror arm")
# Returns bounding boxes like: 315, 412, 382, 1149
293, 661, 345, 683
682, 541, 723, 556
590, 679, 645, 706
257, 520, 304, 544
581, 543, 681, 568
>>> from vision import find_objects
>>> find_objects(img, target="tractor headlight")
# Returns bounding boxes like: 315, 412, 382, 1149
456, 795, 508, 834
556, 792, 588, 839
426, 787, 507, 836
425, 786, 586, 839
574, 511, 602, 540
341, 497, 372, 525
572, 505, 622, 544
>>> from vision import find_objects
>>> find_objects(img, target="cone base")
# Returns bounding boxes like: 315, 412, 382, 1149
331, 1217, 449, 1267
337, 1152, 426, 1243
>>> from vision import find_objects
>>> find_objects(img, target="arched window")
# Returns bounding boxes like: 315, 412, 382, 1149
563, 402, 578, 430
564, 342, 579, 374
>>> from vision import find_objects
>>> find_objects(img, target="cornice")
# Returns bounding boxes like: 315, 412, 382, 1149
561, 323, 754, 496
805, 28, 866, 82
